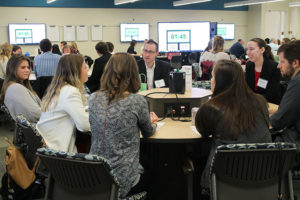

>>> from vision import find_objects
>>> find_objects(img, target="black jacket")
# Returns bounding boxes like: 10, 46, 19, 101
127, 46, 136, 54
245, 59, 281, 104
86, 52, 111, 93
137, 59, 171, 88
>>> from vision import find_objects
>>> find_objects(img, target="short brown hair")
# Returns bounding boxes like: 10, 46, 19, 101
278, 40, 300, 65
100, 53, 140, 104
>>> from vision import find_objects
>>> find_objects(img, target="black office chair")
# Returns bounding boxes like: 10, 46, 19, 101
32, 76, 53, 99
15, 114, 44, 170
188, 52, 199, 80
210, 143, 296, 200
170, 55, 182, 70
36, 148, 147, 200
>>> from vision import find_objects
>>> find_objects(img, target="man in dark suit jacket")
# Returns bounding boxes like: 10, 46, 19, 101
138, 39, 171, 89
229, 39, 245, 59
86, 42, 111, 93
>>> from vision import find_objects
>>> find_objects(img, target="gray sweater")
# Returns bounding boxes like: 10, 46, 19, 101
89, 92, 155, 198
5, 83, 41, 123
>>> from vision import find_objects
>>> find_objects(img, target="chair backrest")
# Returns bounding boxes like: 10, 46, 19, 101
36, 148, 120, 200
15, 114, 43, 169
32, 76, 53, 98
210, 143, 297, 200
200, 60, 214, 80
188, 52, 198, 65
170, 55, 182, 70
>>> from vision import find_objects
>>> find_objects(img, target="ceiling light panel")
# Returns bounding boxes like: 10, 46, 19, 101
224, 0, 285, 8
173, 0, 212, 7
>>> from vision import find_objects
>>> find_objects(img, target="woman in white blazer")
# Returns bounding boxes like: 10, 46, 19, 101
37, 54, 90, 153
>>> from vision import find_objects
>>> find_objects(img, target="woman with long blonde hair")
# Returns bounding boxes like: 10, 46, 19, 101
0, 54, 41, 122
199, 36, 230, 80
37, 54, 90, 153
0, 42, 13, 79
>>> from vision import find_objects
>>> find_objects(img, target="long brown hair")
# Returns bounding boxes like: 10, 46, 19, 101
195, 60, 268, 140
100, 53, 140, 104
250, 38, 274, 61
212, 36, 225, 53
41, 54, 84, 111
0, 54, 34, 103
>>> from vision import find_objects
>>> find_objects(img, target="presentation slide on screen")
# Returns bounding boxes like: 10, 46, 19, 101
158, 22, 210, 52
9, 24, 46, 45
217, 24, 235, 40
120, 24, 149, 42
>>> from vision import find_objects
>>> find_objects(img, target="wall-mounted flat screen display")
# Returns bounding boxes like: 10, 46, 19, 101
158, 22, 210, 52
8, 24, 46, 45
217, 23, 235, 40
120, 23, 149, 42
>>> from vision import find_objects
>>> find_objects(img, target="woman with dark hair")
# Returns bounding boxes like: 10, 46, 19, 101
86, 41, 112, 93
0, 54, 41, 122
89, 53, 158, 198
11, 45, 22, 55
195, 59, 271, 192
37, 54, 90, 152
52, 44, 62, 55
245, 38, 281, 104
127, 40, 137, 54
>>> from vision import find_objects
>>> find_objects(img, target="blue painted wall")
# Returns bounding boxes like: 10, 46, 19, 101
0, 0, 248, 11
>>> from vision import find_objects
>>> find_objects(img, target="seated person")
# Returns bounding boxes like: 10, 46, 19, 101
245, 38, 281, 104
271, 40, 300, 149
229, 39, 245, 59
86, 42, 111, 93
0, 54, 41, 123
199, 36, 230, 80
37, 54, 90, 153
11, 45, 22, 55
127, 40, 137, 54
195, 60, 271, 192
89, 53, 158, 198
137, 39, 171, 89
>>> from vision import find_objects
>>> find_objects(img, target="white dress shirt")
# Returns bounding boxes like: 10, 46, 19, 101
146, 62, 156, 89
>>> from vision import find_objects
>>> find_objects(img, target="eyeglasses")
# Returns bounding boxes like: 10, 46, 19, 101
143, 49, 156, 54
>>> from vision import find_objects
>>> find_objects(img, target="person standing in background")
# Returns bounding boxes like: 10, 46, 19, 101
127, 40, 137, 54
52, 44, 62, 55
106, 42, 114, 54
70, 41, 80, 54
86, 42, 112, 93
34, 39, 61, 78
60, 41, 67, 52
0, 42, 12, 79
11, 45, 22, 55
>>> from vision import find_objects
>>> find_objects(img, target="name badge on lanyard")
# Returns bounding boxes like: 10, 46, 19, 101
257, 78, 268, 89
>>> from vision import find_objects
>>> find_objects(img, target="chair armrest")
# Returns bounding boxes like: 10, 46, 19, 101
120, 191, 147, 200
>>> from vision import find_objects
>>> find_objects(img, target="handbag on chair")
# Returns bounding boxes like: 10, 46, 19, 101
5, 137, 39, 190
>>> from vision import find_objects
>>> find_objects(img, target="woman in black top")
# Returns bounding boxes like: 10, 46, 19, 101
195, 60, 271, 192
127, 40, 137, 54
245, 38, 281, 104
